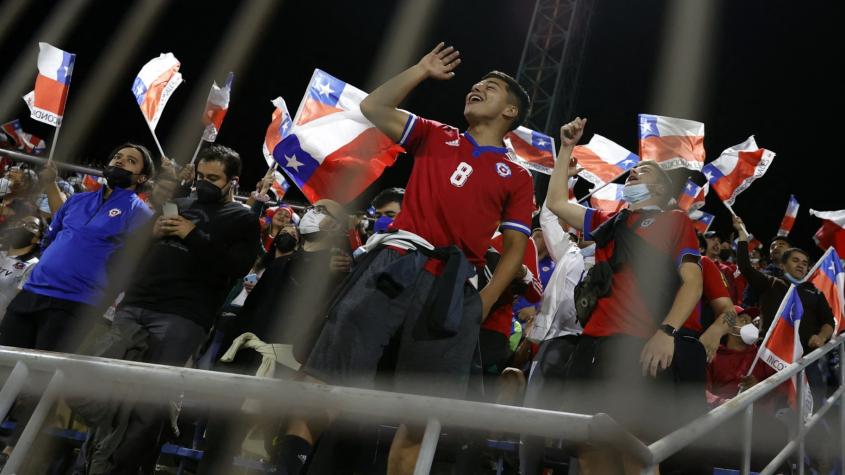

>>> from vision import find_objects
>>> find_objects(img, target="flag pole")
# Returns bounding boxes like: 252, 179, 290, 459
144, 119, 166, 159
47, 123, 62, 162
576, 169, 631, 204
188, 137, 204, 165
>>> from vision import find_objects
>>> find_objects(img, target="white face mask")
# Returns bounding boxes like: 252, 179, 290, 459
580, 243, 596, 258
622, 183, 652, 204
298, 210, 326, 235
739, 323, 759, 345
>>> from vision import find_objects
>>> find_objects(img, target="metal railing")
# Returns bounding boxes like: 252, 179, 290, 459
0, 346, 646, 475
1, 336, 843, 474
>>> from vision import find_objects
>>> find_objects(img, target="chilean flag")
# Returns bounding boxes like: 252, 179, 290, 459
777, 195, 800, 237
590, 183, 626, 213
677, 179, 706, 212
22, 42, 75, 127
504, 126, 556, 175
275, 69, 403, 204
804, 247, 845, 334
270, 170, 290, 200
750, 285, 804, 408
702, 136, 775, 206
0, 119, 46, 155
132, 53, 183, 130
262, 96, 293, 168
689, 210, 715, 234
572, 134, 640, 186
638, 114, 705, 170
809, 209, 845, 257
82, 174, 105, 192
201, 72, 234, 142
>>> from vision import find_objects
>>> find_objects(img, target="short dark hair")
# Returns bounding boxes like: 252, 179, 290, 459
481, 71, 531, 131
371, 187, 405, 210
108, 143, 155, 178
781, 248, 809, 264
771, 236, 791, 247
197, 144, 241, 180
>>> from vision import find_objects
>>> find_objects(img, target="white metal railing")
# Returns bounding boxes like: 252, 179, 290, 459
0, 346, 646, 475
1, 336, 844, 474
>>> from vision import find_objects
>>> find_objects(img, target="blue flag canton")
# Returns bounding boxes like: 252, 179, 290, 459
702, 163, 726, 184
309, 69, 346, 107
618, 153, 640, 171
820, 253, 843, 281
699, 213, 715, 226
274, 135, 320, 186
638, 114, 659, 139
55, 52, 75, 85
682, 180, 700, 198
131, 78, 148, 105
782, 288, 804, 326
531, 131, 554, 153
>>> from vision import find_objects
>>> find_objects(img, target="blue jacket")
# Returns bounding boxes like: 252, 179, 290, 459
24, 187, 153, 305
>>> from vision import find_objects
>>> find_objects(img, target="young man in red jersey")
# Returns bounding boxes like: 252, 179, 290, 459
275, 43, 535, 475
546, 118, 703, 475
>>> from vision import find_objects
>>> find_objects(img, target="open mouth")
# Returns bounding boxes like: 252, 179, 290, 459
466, 93, 484, 104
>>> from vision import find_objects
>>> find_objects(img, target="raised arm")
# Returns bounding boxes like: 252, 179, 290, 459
360, 42, 461, 142
546, 118, 588, 230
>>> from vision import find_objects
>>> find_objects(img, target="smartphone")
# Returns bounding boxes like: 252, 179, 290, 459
163, 202, 179, 218
243, 273, 258, 285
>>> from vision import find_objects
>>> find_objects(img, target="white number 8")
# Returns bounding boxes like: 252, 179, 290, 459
450, 162, 473, 187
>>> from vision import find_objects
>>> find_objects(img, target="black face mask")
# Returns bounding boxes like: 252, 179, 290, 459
195, 180, 226, 203
103, 166, 134, 190
718, 249, 733, 262
4, 228, 36, 249
275, 233, 298, 253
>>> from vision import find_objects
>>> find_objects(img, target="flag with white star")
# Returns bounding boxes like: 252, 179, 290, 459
701, 135, 775, 206
1, 119, 46, 155
22, 42, 75, 127
572, 134, 640, 186
776, 194, 800, 237
638, 113, 705, 170
804, 247, 845, 334
676, 178, 706, 212
689, 210, 715, 234
262, 96, 293, 168
274, 69, 403, 204
131, 52, 183, 130
504, 126, 556, 174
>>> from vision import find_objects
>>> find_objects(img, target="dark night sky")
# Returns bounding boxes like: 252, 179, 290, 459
1, 0, 841, 258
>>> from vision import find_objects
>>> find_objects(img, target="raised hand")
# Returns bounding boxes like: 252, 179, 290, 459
559, 117, 587, 148
417, 42, 461, 80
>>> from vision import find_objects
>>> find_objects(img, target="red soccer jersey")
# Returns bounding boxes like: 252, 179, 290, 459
582, 208, 701, 338
683, 256, 731, 333
391, 114, 535, 266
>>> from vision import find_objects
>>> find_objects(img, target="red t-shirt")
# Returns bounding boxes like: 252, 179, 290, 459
582, 208, 700, 338
706, 344, 776, 407
716, 260, 745, 305
683, 256, 731, 333
391, 114, 535, 266
482, 234, 542, 336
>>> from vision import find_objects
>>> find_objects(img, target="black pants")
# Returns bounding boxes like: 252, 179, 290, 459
0, 289, 97, 352
104, 306, 207, 473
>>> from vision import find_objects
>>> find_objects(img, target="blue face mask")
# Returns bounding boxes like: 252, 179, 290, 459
373, 215, 394, 233
785, 272, 803, 285
622, 183, 652, 204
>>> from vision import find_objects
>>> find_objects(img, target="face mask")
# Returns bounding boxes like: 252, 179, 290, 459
4, 228, 36, 249
195, 180, 226, 204
622, 183, 652, 204
373, 215, 394, 234
580, 243, 596, 258
718, 249, 732, 262
299, 209, 327, 235
785, 273, 803, 285
103, 166, 134, 190
739, 323, 759, 345
275, 233, 298, 253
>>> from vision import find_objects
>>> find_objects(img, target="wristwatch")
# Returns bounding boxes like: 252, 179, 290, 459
659, 323, 678, 337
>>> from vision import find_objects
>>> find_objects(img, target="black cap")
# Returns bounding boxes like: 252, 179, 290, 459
703, 231, 718, 239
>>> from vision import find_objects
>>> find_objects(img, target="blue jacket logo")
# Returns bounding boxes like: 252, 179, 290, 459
108, 208, 122, 218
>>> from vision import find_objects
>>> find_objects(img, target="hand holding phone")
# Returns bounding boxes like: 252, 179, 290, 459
163, 202, 179, 218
